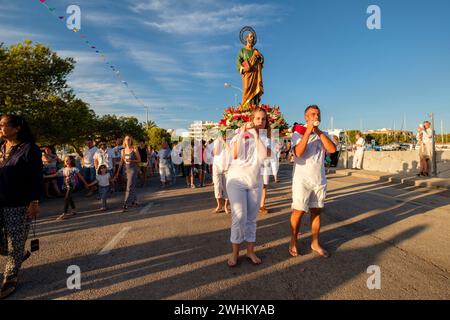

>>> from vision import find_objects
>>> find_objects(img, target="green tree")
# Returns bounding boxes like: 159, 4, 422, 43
0, 40, 97, 152
0, 40, 75, 114
147, 127, 171, 150
0, 40, 151, 151
144, 120, 157, 130
34, 95, 96, 154
345, 130, 361, 144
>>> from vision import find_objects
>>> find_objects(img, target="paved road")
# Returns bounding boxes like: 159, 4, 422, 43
2, 163, 449, 300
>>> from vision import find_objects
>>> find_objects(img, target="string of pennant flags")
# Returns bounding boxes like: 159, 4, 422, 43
37, 0, 166, 112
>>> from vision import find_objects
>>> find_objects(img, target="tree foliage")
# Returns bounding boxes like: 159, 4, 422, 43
0, 41, 150, 154
146, 127, 171, 150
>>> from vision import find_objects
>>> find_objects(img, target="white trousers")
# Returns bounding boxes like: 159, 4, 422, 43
353, 150, 364, 169
213, 171, 228, 199
159, 165, 171, 182
226, 178, 263, 244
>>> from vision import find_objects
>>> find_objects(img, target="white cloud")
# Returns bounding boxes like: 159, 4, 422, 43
106, 35, 185, 76
192, 72, 230, 80
0, 26, 51, 45
130, 0, 167, 12
130, 1, 280, 35
83, 10, 141, 28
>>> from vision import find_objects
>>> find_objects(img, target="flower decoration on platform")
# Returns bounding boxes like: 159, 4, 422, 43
219, 104, 289, 133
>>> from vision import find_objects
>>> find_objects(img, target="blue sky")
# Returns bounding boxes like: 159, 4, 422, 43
1, 0, 449, 133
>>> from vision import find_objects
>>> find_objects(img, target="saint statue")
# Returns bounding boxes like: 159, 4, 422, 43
236, 26, 264, 107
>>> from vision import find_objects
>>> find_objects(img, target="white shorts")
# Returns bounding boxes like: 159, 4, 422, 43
291, 181, 326, 212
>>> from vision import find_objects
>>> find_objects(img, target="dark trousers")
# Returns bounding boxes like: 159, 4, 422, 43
64, 188, 75, 213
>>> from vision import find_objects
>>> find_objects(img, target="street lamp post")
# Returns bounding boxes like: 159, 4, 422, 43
144, 106, 149, 128
224, 82, 242, 107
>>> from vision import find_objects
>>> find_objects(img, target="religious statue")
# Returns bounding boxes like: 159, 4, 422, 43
236, 26, 264, 107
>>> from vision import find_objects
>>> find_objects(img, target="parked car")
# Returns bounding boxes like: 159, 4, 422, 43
381, 143, 401, 151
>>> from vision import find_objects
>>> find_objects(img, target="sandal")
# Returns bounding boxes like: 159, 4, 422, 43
0, 276, 18, 300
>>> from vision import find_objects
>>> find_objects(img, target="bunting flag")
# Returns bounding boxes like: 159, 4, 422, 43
37, 0, 166, 112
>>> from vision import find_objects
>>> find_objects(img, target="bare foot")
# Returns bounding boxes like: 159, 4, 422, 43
214, 206, 224, 213
289, 238, 299, 257
227, 255, 238, 268
246, 253, 262, 265
311, 245, 329, 258
289, 246, 298, 257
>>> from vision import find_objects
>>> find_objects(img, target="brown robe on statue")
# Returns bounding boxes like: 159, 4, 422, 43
241, 52, 264, 107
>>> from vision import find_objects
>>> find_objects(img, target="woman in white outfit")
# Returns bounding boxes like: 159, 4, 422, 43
212, 136, 231, 213
226, 108, 271, 267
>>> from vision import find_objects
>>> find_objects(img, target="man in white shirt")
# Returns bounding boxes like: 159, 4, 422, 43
352, 133, 365, 170
420, 121, 433, 176
94, 141, 114, 174
290, 105, 336, 258
82, 139, 98, 196
158, 141, 172, 187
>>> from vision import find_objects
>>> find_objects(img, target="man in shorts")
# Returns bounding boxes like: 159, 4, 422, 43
289, 105, 336, 258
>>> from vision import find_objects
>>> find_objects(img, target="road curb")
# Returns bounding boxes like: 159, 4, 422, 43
329, 169, 450, 191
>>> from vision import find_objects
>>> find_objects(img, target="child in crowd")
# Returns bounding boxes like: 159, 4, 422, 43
87, 164, 115, 211
45, 156, 89, 221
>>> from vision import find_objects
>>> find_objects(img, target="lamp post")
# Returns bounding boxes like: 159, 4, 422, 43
144, 106, 149, 128
224, 82, 242, 107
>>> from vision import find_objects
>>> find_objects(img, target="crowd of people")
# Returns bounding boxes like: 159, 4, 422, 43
0, 109, 438, 299
0, 108, 329, 298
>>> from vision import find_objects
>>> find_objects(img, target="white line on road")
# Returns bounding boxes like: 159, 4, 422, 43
139, 202, 154, 215
98, 227, 132, 255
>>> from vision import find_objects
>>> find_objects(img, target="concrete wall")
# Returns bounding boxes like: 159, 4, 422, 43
339, 150, 450, 178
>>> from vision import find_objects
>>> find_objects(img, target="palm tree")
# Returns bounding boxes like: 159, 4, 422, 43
145, 120, 157, 130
